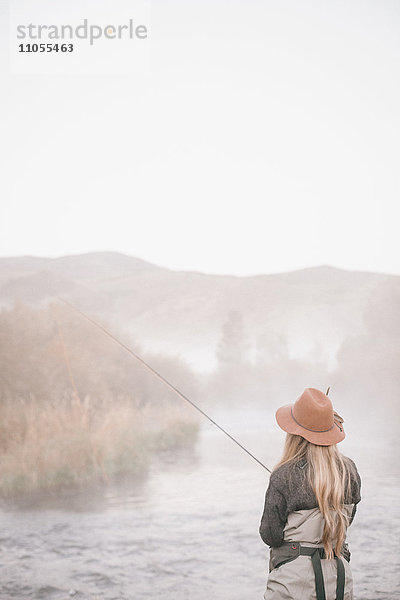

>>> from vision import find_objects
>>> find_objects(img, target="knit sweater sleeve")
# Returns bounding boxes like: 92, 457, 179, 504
259, 476, 287, 547
345, 456, 362, 525
347, 457, 362, 504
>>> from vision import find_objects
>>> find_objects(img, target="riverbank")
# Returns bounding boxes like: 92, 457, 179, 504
0, 395, 199, 497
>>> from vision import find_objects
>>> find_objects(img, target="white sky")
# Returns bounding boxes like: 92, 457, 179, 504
0, 0, 399, 276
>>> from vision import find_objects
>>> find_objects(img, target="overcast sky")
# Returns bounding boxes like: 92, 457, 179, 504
1, 0, 399, 276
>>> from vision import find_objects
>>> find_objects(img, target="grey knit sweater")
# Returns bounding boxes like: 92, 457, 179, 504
259, 456, 361, 548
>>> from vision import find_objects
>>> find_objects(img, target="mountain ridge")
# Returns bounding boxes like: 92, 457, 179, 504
0, 251, 397, 279
0, 252, 398, 371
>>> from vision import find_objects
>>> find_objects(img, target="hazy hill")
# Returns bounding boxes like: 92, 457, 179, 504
0, 252, 398, 371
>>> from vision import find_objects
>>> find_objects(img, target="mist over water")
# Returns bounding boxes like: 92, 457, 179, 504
1, 405, 399, 600
1, 0, 399, 595
0, 256, 399, 598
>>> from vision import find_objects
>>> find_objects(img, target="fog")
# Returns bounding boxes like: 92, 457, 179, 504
0, 253, 399, 599
1, 0, 399, 596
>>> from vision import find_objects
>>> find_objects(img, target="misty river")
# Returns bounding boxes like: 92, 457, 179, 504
1, 408, 399, 600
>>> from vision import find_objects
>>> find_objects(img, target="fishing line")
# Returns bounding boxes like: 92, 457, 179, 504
57, 297, 272, 474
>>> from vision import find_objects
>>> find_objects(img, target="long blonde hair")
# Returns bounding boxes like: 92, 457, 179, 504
275, 433, 352, 559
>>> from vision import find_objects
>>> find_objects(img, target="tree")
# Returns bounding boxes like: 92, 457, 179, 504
216, 310, 249, 368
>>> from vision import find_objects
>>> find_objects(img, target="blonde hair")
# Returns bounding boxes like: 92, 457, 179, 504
275, 433, 352, 560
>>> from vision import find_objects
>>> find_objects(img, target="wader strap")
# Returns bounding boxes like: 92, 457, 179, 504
299, 547, 326, 600
335, 556, 345, 600
272, 543, 346, 600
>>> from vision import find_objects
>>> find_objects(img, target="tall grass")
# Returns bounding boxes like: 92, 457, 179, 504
0, 395, 199, 497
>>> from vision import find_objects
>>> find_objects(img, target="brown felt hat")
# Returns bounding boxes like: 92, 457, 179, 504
275, 387, 345, 446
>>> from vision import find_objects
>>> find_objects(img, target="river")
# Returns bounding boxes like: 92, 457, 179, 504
1, 408, 399, 599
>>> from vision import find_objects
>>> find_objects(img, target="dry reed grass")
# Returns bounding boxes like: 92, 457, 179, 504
0, 396, 199, 496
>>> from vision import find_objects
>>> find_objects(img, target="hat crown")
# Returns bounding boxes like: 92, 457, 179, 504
292, 388, 334, 432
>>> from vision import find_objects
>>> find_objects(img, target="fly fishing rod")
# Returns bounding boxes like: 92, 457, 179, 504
57, 297, 272, 474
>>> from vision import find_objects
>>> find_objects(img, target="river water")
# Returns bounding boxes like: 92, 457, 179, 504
1, 409, 399, 600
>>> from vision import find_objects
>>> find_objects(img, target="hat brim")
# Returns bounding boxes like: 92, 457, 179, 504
276, 404, 345, 446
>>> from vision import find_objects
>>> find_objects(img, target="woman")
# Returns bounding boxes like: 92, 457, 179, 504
259, 387, 361, 600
